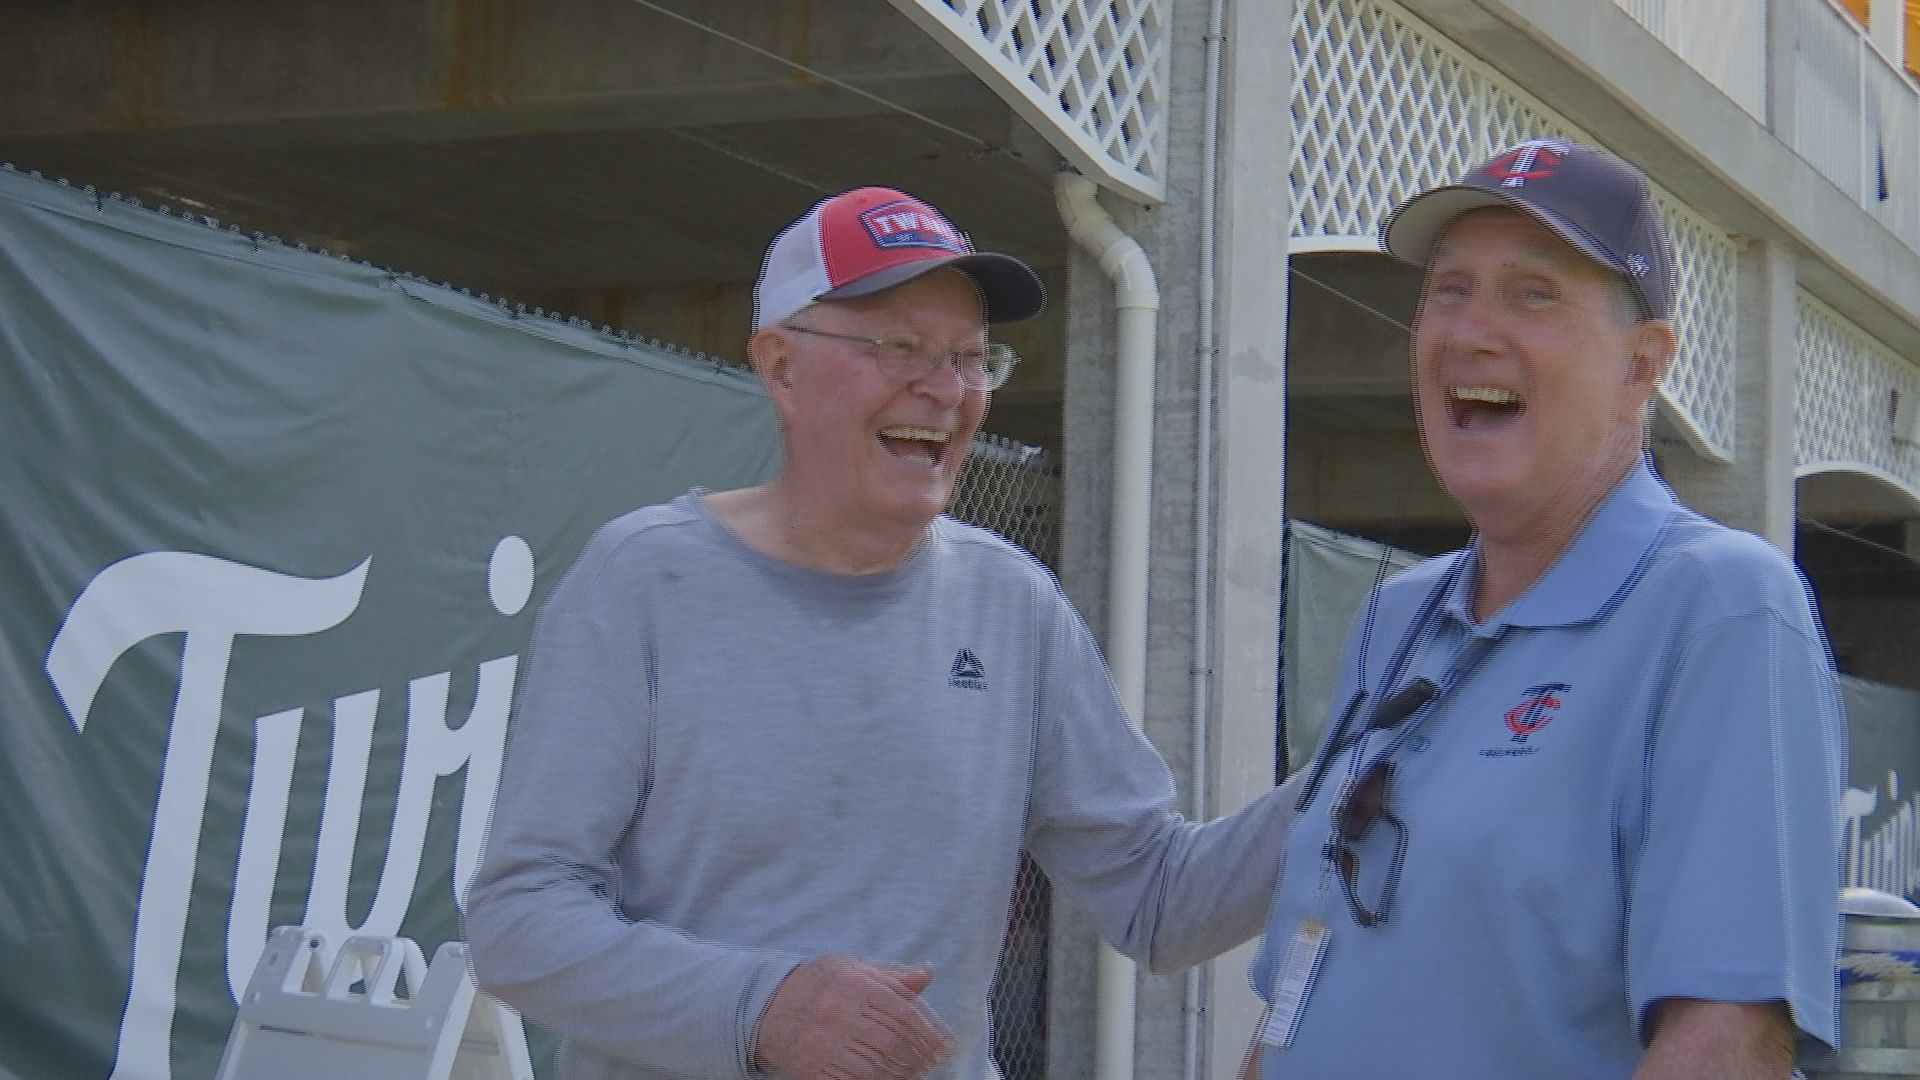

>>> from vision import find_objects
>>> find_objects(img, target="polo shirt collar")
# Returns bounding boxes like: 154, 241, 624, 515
1441, 457, 1679, 632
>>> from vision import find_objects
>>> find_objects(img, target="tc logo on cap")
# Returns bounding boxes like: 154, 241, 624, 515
1487, 139, 1570, 188
858, 200, 969, 254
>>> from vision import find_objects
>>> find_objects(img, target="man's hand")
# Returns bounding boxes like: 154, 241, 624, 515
1236, 1006, 1270, 1080
754, 956, 955, 1080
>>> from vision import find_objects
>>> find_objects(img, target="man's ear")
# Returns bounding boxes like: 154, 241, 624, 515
1627, 318, 1677, 399
748, 326, 795, 393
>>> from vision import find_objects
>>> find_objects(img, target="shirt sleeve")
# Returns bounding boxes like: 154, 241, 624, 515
1022, 580, 1304, 973
1624, 606, 1845, 1056
462, 532, 805, 1078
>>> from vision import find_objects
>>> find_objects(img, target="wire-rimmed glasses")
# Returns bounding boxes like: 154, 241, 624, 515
783, 325, 1019, 391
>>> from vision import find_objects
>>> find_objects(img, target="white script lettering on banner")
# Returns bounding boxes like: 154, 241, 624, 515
43, 536, 535, 1080
1846, 770, 1920, 901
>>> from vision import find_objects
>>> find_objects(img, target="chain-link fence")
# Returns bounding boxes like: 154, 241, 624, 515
951, 433, 1060, 1080
952, 434, 1061, 566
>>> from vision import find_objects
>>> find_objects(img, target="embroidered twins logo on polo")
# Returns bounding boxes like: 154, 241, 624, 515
950, 649, 987, 691
1481, 682, 1571, 758
859, 200, 968, 254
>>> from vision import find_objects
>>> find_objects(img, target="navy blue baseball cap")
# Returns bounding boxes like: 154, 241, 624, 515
1381, 140, 1677, 322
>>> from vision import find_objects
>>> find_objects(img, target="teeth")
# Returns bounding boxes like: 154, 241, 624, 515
1450, 386, 1521, 405
879, 426, 950, 443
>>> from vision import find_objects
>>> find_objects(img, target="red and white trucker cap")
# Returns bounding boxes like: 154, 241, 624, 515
752, 186, 1046, 332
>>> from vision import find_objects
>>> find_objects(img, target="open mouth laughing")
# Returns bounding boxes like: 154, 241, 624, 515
1445, 385, 1526, 430
877, 425, 951, 466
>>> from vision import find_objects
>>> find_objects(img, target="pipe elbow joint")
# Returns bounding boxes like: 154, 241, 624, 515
1055, 172, 1160, 311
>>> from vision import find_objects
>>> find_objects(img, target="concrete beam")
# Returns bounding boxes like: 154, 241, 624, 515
1799, 469, 1920, 521
0, 0, 992, 150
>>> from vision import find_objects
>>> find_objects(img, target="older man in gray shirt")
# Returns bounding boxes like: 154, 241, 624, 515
466, 185, 1303, 1080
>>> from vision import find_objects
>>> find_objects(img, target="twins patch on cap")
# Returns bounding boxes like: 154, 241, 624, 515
753, 186, 1045, 332
857, 200, 969, 254
1484, 140, 1569, 188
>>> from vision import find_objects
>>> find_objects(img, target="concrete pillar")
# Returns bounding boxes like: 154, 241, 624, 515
1659, 238, 1799, 551
1202, 0, 1296, 1074
1053, 0, 1294, 1077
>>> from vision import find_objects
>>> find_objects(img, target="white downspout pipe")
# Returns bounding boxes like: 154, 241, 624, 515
1056, 170, 1159, 1080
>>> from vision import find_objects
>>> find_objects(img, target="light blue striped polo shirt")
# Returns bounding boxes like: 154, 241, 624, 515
1253, 459, 1846, 1078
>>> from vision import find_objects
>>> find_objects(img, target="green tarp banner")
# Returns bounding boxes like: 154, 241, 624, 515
1838, 675, 1920, 899
1280, 520, 1420, 774
0, 166, 780, 1079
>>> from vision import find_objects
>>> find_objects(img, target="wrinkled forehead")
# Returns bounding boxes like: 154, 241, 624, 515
1426, 206, 1602, 277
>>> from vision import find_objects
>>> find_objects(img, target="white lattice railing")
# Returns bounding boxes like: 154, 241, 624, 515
1660, 202, 1740, 458
1613, 0, 1767, 122
1290, 0, 1740, 463
1793, 0, 1920, 251
1618, 0, 1920, 254
886, 0, 1167, 204
1795, 290, 1920, 502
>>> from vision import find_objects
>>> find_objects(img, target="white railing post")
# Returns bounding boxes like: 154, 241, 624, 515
1613, 0, 1767, 120
1860, 26, 1874, 206
1768, 0, 1797, 146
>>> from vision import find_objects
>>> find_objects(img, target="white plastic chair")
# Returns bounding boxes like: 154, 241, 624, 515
215, 926, 533, 1080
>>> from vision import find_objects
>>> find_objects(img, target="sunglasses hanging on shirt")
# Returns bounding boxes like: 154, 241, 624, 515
1293, 548, 1504, 928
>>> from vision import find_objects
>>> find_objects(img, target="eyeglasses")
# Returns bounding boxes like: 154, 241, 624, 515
783, 325, 1019, 392
1317, 677, 1436, 927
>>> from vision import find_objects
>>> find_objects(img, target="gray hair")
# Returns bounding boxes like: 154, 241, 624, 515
1613, 275, 1649, 324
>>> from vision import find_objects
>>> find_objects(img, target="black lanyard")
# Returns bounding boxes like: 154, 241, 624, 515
1294, 551, 1490, 813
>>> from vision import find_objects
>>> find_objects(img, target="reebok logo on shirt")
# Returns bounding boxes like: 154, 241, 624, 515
950, 649, 987, 691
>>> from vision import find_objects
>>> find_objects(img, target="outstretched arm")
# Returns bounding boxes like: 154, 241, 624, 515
1022, 588, 1308, 971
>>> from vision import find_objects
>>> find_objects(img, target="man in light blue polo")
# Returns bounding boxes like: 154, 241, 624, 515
1249, 141, 1846, 1078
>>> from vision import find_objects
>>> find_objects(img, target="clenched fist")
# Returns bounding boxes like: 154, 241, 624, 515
753, 956, 955, 1080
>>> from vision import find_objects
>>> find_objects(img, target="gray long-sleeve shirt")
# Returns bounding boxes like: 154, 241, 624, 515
465, 493, 1301, 1080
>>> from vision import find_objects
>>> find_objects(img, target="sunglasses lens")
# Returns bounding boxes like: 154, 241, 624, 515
1337, 763, 1390, 839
